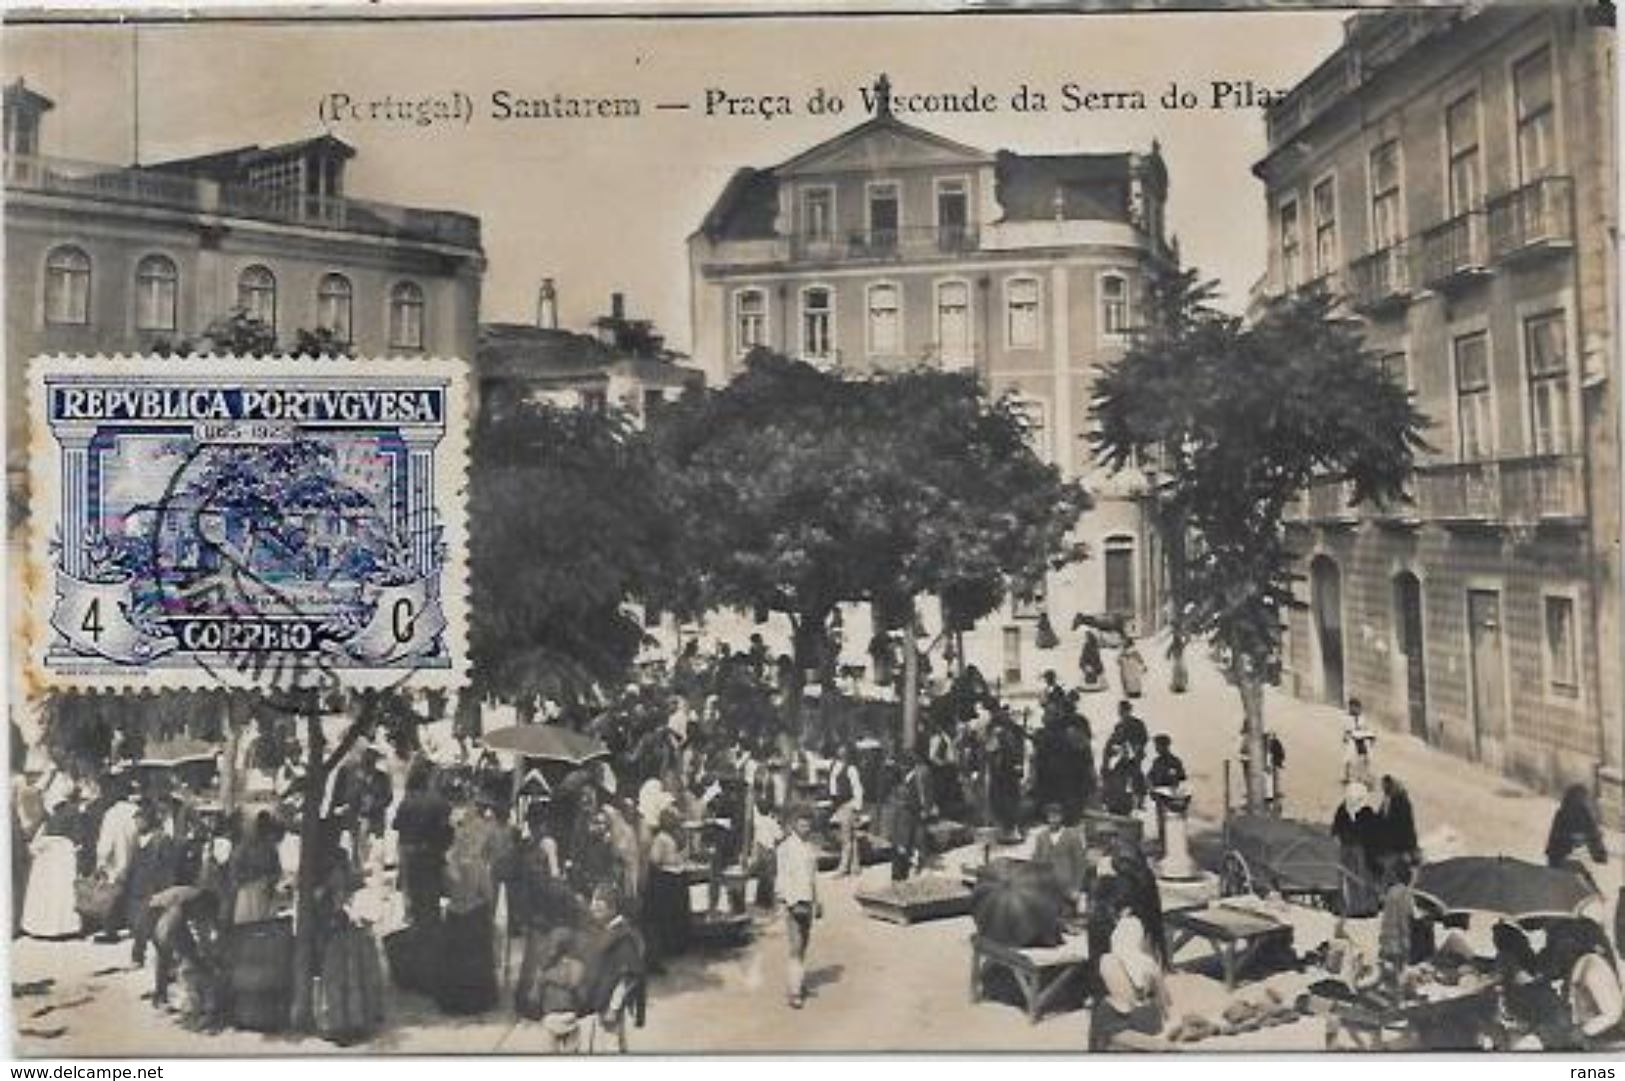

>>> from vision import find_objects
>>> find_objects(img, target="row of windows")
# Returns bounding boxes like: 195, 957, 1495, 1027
796, 176, 971, 240
732, 273, 1132, 361
1451, 308, 1571, 460
41, 245, 428, 349
1278, 43, 1558, 286
1377, 306, 1573, 460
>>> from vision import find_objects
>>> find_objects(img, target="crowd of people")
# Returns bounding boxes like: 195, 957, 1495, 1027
9, 623, 1622, 1052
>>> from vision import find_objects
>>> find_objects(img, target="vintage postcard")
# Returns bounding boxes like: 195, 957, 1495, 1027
3, 0, 1619, 1060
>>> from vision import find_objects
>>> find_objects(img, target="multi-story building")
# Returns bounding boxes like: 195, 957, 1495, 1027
3, 78, 486, 506
1255, 7, 1618, 808
478, 285, 704, 423
688, 78, 1174, 695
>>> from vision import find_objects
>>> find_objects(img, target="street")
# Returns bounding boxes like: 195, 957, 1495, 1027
13, 649, 1616, 1055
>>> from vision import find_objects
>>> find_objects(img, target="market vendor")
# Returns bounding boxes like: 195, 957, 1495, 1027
1031, 803, 1088, 906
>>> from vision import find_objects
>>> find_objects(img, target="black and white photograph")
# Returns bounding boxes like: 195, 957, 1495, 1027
2, 0, 1619, 1058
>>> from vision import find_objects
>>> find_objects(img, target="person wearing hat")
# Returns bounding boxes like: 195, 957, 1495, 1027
1342, 698, 1377, 787
1146, 735, 1186, 851
1331, 782, 1381, 917
1032, 802, 1088, 907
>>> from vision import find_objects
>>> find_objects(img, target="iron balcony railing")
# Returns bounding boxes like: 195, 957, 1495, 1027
1418, 210, 1489, 288
1487, 176, 1575, 262
1413, 454, 1586, 524
1347, 241, 1412, 311
5, 153, 481, 251
1290, 454, 1586, 527
788, 224, 980, 262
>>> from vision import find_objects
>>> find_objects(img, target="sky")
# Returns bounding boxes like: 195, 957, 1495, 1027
6, 10, 1348, 352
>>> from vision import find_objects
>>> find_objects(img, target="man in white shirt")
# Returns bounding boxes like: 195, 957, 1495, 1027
828, 745, 864, 877
93, 784, 142, 940
775, 807, 820, 1008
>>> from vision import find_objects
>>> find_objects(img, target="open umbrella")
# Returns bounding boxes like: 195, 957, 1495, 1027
481, 723, 610, 766
1414, 856, 1598, 919
971, 860, 1066, 948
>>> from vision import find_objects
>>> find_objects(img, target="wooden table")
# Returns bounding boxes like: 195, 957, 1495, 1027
1164, 904, 1293, 990
969, 934, 1091, 1023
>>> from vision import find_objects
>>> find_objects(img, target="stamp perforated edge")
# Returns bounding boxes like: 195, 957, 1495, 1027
22, 352, 471, 695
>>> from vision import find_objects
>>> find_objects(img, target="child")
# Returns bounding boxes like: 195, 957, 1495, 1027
775, 807, 820, 1009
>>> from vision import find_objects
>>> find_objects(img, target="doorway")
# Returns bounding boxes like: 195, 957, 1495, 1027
1467, 589, 1508, 768
1310, 556, 1345, 706
1394, 573, 1429, 741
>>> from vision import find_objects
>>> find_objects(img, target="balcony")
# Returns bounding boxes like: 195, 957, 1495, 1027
1418, 211, 1490, 291
4, 153, 481, 251
1413, 454, 1586, 526
1287, 477, 1360, 525
1347, 242, 1412, 314
788, 224, 980, 263
1487, 176, 1574, 265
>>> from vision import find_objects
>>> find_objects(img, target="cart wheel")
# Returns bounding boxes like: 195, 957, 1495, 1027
1219, 851, 1253, 897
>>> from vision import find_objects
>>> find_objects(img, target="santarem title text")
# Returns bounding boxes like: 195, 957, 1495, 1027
319, 78, 1288, 128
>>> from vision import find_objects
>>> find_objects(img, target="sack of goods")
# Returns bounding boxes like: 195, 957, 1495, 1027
75, 874, 121, 924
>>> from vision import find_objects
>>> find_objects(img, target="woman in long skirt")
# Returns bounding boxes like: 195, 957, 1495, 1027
22, 830, 82, 939
437, 807, 500, 1015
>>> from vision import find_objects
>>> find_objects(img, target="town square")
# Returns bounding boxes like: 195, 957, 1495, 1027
3, 1, 1620, 1058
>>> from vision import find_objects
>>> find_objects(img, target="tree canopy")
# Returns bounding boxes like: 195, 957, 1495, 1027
651, 350, 1088, 672
469, 400, 678, 705
1092, 280, 1428, 805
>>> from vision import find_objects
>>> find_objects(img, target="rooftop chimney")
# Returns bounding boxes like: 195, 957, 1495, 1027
610, 292, 626, 322
537, 278, 558, 329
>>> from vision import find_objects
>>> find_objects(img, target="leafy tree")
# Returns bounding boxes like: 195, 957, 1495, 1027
1092, 284, 1427, 809
469, 401, 678, 705
652, 350, 1087, 744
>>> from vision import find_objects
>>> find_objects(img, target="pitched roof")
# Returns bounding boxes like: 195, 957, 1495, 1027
697, 168, 779, 241
476, 323, 701, 387
696, 113, 1159, 239
147, 134, 356, 182
772, 112, 994, 174
994, 151, 1135, 223
3, 78, 54, 114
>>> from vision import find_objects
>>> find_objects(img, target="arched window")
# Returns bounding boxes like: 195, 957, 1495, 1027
866, 282, 901, 356
1100, 272, 1130, 336
389, 280, 425, 350
1005, 275, 1040, 348
734, 288, 766, 354
936, 280, 972, 367
236, 265, 277, 331
317, 273, 354, 343
44, 245, 91, 325
134, 254, 178, 332
801, 286, 833, 361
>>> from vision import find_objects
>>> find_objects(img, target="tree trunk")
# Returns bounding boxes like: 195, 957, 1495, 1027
1234, 657, 1268, 814
289, 710, 327, 1033
902, 608, 920, 752
220, 723, 242, 816
790, 608, 832, 744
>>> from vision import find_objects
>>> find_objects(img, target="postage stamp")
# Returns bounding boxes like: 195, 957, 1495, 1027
25, 355, 468, 694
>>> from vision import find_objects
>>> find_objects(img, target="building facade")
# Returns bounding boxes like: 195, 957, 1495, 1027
3, 79, 486, 503
478, 287, 704, 424
1255, 7, 1618, 807
688, 80, 1174, 696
